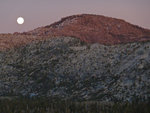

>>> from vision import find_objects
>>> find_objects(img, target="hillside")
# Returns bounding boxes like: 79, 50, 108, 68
0, 37, 150, 101
0, 14, 150, 102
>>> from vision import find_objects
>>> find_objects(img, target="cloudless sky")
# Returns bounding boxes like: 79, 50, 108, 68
0, 0, 150, 33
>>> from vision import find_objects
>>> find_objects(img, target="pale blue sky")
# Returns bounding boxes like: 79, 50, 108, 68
0, 0, 150, 33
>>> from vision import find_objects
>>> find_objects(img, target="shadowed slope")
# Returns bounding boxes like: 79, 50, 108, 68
0, 37, 150, 101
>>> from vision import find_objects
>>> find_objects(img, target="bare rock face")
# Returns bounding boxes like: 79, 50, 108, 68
26, 14, 150, 44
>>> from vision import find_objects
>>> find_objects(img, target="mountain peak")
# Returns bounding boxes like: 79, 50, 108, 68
26, 14, 150, 45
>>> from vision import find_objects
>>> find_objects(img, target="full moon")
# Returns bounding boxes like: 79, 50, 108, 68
17, 17, 24, 25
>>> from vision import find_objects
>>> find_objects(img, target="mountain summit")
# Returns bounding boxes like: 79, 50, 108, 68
26, 14, 150, 44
